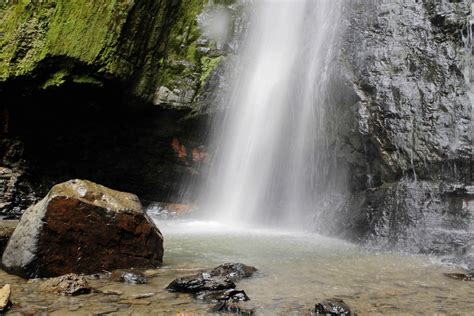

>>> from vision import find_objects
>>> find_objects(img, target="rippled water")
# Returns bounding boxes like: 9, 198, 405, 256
1, 220, 473, 315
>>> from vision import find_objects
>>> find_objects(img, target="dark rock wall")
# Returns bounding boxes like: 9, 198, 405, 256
338, 0, 473, 256
0, 0, 219, 216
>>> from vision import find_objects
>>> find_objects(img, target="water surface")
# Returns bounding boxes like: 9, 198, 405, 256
1, 220, 473, 315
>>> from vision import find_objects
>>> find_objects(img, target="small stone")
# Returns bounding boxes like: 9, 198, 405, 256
314, 298, 351, 315
197, 289, 250, 303
111, 270, 147, 284
444, 273, 473, 281
210, 301, 254, 315
131, 293, 155, 299
101, 289, 123, 295
39, 273, 91, 296
0, 284, 11, 312
117, 299, 151, 306
166, 272, 235, 293
210, 263, 257, 281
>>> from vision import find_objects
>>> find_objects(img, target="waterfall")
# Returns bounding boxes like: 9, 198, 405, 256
200, 0, 346, 229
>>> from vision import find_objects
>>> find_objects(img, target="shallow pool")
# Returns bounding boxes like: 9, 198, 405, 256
1, 219, 473, 315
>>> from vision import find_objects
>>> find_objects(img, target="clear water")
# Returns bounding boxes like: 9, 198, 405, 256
2, 220, 473, 315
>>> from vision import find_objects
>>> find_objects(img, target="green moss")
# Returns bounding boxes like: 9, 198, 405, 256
167, 0, 206, 63
72, 75, 103, 86
41, 69, 69, 89
0, 0, 134, 81
200, 56, 222, 86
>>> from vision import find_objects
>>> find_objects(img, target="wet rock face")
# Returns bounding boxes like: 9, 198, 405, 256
363, 180, 474, 255
1, 180, 163, 278
338, 0, 473, 254
0, 141, 37, 217
345, 1, 471, 182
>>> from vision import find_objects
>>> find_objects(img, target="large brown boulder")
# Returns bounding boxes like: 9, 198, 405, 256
1, 180, 163, 278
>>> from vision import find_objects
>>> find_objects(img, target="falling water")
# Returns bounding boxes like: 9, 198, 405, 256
201, 0, 346, 229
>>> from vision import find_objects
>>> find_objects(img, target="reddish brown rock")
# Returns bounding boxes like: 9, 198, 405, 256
1, 180, 163, 278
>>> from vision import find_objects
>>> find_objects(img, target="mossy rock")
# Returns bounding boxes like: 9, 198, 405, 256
0, 0, 179, 99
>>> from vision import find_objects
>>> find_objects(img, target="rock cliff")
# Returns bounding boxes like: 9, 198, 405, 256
0, 0, 238, 215
337, 1, 473, 258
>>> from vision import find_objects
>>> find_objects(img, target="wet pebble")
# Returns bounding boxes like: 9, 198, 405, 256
444, 273, 473, 281
313, 298, 352, 315
210, 301, 254, 315
111, 270, 148, 284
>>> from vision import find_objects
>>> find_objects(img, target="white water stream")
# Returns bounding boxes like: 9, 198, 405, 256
201, 0, 346, 229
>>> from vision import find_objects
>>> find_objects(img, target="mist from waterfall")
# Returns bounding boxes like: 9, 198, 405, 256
200, 0, 347, 229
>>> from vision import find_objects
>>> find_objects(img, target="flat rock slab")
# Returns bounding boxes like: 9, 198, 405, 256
1, 179, 163, 278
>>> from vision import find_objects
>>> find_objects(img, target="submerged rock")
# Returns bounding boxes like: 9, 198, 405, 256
444, 273, 473, 281
111, 270, 148, 284
0, 284, 11, 312
210, 263, 258, 282
39, 274, 91, 296
209, 301, 254, 315
197, 289, 250, 303
166, 272, 236, 293
313, 298, 352, 315
166, 263, 257, 294
1, 179, 163, 278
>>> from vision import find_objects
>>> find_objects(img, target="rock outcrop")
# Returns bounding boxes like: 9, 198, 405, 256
0, 0, 180, 99
0, 0, 239, 217
321, 0, 473, 256
1, 179, 163, 278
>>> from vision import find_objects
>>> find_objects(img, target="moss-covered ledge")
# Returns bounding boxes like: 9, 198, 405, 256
0, 0, 179, 100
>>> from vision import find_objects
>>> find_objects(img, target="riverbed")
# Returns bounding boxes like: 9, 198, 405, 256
1, 219, 473, 315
